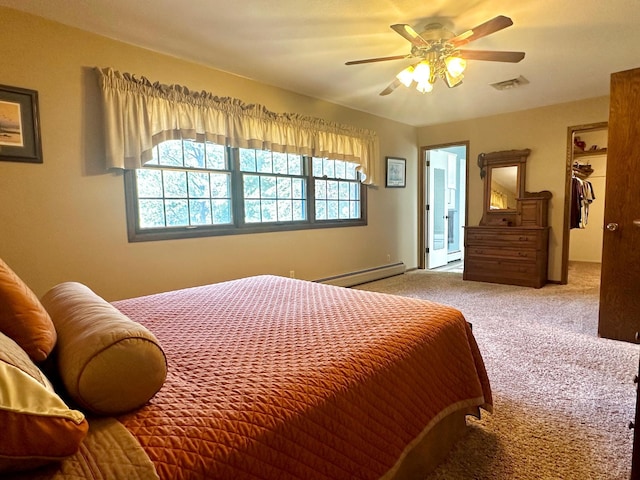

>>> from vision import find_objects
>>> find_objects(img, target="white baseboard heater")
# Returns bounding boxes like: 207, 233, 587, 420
316, 262, 406, 288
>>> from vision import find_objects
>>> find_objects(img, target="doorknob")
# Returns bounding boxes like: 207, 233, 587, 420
606, 223, 619, 231
634, 219, 640, 228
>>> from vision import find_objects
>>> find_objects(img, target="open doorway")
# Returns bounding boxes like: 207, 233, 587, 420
561, 122, 608, 284
418, 142, 468, 270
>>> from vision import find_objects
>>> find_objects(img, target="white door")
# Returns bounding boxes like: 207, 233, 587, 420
427, 150, 449, 269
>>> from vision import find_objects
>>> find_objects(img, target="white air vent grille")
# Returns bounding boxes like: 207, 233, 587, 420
490, 75, 530, 90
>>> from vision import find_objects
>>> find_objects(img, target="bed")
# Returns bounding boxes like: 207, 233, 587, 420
1, 269, 491, 479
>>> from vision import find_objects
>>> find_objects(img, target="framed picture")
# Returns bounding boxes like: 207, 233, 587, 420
0, 84, 43, 164
385, 156, 406, 188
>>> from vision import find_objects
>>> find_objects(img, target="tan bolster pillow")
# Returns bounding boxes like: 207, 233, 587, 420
41, 282, 167, 416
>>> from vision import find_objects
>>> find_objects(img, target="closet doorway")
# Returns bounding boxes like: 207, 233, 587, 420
561, 122, 608, 284
418, 142, 468, 270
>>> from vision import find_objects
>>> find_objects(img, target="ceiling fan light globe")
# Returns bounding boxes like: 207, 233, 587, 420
416, 81, 434, 94
445, 71, 464, 88
396, 66, 415, 87
445, 56, 467, 78
413, 61, 431, 84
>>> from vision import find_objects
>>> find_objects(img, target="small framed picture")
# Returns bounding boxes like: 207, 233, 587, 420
385, 156, 406, 188
0, 84, 43, 164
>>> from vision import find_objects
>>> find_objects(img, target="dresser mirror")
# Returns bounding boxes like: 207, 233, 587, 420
478, 149, 529, 225
489, 165, 519, 210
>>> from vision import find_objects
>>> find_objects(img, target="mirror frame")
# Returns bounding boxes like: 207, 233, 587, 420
478, 149, 530, 226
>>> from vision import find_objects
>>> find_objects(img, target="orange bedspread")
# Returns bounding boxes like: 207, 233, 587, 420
113, 275, 491, 479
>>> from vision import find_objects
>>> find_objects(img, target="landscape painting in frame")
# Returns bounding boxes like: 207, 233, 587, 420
0, 84, 42, 164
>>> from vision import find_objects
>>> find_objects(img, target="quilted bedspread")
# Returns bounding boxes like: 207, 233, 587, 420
113, 275, 492, 480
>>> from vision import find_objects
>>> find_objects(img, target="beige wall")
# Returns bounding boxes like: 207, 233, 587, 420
417, 96, 609, 282
0, 8, 418, 300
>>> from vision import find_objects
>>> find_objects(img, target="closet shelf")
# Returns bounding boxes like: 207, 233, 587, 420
574, 147, 607, 158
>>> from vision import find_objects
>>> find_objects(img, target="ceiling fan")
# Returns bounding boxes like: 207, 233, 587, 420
345, 15, 525, 95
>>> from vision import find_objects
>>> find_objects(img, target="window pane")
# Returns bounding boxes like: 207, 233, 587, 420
345, 162, 357, 180
350, 183, 360, 200
335, 160, 346, 179
277, 177, 292, 199
260, 176, 277, 198
212, 199, 232, 224
326, 200, 339, 220
323, 158, 335, 178
350, 201, 360, 218
244, 200, 262, 223
339, 181, 349, 200
157, 140, 183, 167
210, 173, 230, 198
316, 179, 326, 200
273, 152, 288, 174
315, 200, 326, 220
261, 199, 277, 221
183, 141, 205, 169
189, 199, 212, 225
165, 199, 189, 226
163, 171, 187, 198
312, 157, 323, 177
256, 150, 272, 173
243, 174, 261, 198
326, 180, 339, 200
188, 171, 210, 198
139, 199, 165, 228
277, 200, 292, 221
339, 200, 350, 219
288, 154, 303, 175
206, 143, 226, 169
137, 169, 163, 197
239, 149, 256, 172
293, 200, 306, 221
292, 178, 304, 199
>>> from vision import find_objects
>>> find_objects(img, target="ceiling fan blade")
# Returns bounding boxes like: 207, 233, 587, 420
345, 55, 409, 66
380, 78, 401, 96
460, 50, 525, 63
450, 15, 513, 47
390, 24, 429, 47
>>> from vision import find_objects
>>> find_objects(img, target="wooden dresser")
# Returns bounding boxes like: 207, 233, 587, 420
464, 189, 552, 289
463, 225, 549, 288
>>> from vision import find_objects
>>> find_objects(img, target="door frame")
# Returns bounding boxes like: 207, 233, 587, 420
418, 141, 470, 269
560, 121, 608, 284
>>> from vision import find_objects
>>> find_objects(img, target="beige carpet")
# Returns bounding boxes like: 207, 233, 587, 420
356, 262, 637, 480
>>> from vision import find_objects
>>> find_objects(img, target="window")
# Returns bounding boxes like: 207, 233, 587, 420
124, 140, 366, 241
312, 157, 362, 221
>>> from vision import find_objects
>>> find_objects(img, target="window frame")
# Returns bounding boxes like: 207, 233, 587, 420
123, 143, 367, 242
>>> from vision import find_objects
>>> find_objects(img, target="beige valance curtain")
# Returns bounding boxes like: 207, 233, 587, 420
490, 189, 508, 209
96, 67, 380, 185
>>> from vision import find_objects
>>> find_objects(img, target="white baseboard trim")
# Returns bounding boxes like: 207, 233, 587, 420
316, 262, 406, 287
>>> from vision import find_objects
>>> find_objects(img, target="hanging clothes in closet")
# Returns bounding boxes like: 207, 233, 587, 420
570, 165, 596, 229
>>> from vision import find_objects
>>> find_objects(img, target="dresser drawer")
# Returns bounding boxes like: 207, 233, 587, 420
465, 229, 544, 248
464, 258, 544, 287
466, 246, 539, 261
465, 258, 538, 276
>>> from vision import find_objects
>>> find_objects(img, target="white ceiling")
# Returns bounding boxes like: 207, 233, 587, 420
3, 0, 640, 127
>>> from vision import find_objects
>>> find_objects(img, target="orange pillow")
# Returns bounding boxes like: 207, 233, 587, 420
0, 258, 56, 361
0, 331, 88, 473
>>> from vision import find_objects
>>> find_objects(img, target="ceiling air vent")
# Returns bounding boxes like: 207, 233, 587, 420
490, 75, 529, 91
